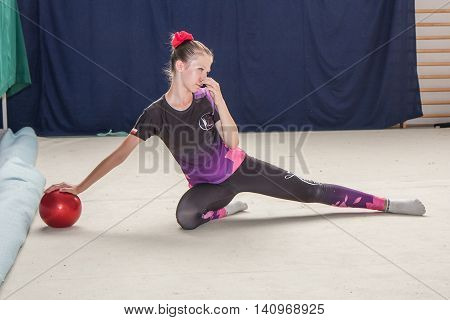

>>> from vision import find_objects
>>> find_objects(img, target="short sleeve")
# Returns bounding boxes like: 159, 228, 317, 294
130, 108, 159, 141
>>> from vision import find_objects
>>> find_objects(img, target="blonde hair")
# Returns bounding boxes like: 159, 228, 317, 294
163, 34, 213, 83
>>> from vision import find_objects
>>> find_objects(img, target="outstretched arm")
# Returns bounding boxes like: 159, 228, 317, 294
44, 134, 142, 195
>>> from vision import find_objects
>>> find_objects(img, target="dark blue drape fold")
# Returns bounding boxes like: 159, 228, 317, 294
6, 0, 422, 135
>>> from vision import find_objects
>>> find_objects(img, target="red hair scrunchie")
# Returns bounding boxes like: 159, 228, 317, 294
172, 31, 194, 49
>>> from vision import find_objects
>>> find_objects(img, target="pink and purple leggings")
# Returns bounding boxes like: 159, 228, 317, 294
176, 155, 387, 230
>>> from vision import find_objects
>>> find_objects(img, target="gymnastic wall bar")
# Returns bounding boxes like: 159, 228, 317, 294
417, 49, 450, 53
401, 7, 450, 128
420, 88, 450, 92
416, 22, 450, 26
417, 62, 450, 66
419, 74, 450, 79
415, 9, 450, 13
421, 100, 450, 105
417, 35, 450, 40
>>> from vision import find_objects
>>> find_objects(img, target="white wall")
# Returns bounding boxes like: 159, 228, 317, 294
408, 0, 450, 126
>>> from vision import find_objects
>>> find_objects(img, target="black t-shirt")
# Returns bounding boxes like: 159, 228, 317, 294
130, 88, 246, 186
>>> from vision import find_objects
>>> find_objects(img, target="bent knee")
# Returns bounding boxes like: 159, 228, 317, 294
176, 206, 202, 230
177, 218, 200, 230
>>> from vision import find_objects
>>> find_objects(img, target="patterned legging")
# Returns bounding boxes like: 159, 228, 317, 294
176, 155, 387, 230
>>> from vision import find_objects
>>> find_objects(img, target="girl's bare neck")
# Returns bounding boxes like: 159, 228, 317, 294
165, 85, 193, 110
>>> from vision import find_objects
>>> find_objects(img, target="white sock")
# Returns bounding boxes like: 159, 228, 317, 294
385, 198, 426, 216
225, 201, 248, 216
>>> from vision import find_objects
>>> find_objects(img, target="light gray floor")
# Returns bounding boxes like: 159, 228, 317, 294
0, 128, 449, 300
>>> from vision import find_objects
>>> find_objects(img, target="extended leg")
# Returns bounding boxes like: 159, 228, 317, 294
229, 156, 389, 211
230, 156, 425, 215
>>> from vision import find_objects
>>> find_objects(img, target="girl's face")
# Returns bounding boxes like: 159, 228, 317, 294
176, 53, 213, 93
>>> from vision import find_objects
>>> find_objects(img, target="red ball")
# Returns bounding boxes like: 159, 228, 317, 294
39, 191, 82, 228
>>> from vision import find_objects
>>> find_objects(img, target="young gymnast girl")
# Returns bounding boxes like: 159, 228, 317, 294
45, 31, 426, 230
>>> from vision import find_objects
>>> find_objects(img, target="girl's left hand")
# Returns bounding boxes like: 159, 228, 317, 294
201, 77, 224, 103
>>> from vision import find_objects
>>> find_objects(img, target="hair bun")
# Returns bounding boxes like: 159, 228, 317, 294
172, 31, 194, 49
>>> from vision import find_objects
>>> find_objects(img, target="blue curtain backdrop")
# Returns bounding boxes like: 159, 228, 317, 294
5, 0, 422, 135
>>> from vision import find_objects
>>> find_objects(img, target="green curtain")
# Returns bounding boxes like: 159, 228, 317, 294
0, 0, 31, 97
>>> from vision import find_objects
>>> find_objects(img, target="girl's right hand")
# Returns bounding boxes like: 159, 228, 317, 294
44, 182, 79, 195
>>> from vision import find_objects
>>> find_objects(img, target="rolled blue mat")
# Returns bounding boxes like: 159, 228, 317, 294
0, 127, 45, 285
0, 127, 39, 166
